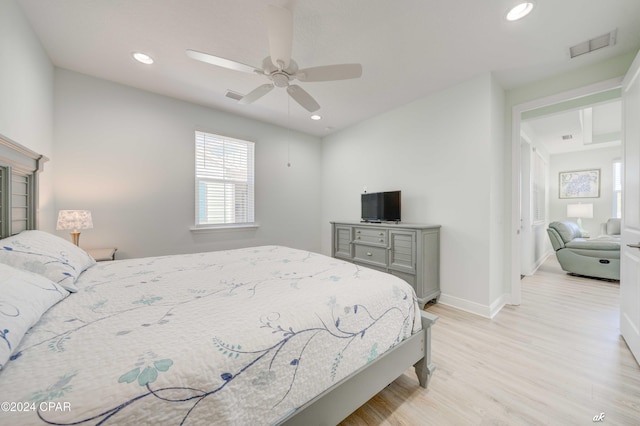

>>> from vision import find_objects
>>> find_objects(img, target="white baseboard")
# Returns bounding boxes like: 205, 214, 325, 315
438, 293, 509, 319
522, 250, 554, 277
489, 294, 509, 319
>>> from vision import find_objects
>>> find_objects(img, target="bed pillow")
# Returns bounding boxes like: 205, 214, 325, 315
0, 230, 96, 293
0, 263, 69, 369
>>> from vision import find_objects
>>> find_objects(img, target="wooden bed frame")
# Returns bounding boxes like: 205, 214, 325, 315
0, 132, 438, 425
0, 133, 47, 238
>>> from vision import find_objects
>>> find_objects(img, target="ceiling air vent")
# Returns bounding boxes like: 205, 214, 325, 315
562, 134, 573, 140
225, 90, 243, 101
569, 30, 617, 59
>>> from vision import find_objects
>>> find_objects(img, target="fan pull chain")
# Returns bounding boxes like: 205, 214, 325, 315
287, 95, 291, 167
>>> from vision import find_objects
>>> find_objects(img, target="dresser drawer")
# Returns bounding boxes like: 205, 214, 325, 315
353, 227, 387, 246
354, 244, 387, 268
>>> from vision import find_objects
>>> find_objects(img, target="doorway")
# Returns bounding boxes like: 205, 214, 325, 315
510, 77, 624, 304
519, 92, 622, 277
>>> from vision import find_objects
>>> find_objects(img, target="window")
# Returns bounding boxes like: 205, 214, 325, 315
195, 131, 255, 227
613, 160, 622, 219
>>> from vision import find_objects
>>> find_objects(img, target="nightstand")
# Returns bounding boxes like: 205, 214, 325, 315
86, 248, 117, 261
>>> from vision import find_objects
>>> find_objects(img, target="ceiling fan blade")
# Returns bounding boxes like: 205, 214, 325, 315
239, 84, 275, 104
297, 63, 363, 82
266, 5, 293, 69
186, 49, 258, 74
287, 85, 320, 112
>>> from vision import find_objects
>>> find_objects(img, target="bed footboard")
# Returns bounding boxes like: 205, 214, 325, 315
414, 310, 438, 387
280, 309, 438, 425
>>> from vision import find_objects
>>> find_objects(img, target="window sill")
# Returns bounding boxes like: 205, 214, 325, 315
190, 223, 260, 233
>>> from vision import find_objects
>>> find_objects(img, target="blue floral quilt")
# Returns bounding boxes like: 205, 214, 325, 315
0, 246, 421, 425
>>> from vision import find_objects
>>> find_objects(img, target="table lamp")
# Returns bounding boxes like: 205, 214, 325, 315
56, 210, 93, 246
567, 203, 593, 235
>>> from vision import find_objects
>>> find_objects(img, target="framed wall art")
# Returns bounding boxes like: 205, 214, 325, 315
559, 169, 600, 199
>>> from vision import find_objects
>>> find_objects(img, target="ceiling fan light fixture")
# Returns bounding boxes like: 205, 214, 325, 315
506, 2, 535, 21
185, 6, 362, 113
132, 52, 154, 65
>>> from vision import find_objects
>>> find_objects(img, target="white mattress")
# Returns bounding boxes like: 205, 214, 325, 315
0, 246, 421, 425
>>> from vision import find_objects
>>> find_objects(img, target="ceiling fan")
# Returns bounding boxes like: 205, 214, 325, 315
186, 5, 362, 113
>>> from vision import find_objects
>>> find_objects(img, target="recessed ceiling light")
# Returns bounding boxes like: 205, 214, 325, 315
506, 2, 534, 21
310, 114, 322, 120
132, 52, 154, 65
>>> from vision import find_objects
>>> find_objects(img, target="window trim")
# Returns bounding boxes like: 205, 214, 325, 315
193, 131, 255, 229
189, 222, 260, 233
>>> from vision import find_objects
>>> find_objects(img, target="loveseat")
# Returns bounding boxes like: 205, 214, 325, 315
600, 217, 621, 237
547, 221, 620, 280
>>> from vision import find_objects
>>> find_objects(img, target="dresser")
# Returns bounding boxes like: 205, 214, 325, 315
331, 221, 440, 307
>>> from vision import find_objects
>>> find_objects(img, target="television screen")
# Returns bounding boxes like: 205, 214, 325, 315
361, 191, 401, 222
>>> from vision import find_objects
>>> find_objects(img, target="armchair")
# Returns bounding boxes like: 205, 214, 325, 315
547, 221, 620, 280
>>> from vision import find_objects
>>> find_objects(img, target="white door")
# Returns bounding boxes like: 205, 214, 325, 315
620, 50, 640, 364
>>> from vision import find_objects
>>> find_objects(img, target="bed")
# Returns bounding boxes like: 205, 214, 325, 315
0, 135, 437, 425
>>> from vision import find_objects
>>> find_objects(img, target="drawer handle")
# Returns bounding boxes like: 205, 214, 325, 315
379, 239, 384, 242
379, 232, 384, 236
627, 243, 640, 249
366, 252, 373, 256
357, 236, 361, 240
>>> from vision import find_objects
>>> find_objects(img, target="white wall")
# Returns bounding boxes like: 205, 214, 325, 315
54, 69, 322, 258
549, 145, 621, 236
321, 72, 506, 317
0, 0, 56, 230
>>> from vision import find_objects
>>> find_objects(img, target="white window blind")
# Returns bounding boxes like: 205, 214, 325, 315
613, 161, 622, 219
195, 131, 255, 227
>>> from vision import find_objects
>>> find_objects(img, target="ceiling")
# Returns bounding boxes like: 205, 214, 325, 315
523, 99, 622, 155
18, 0, 640, 137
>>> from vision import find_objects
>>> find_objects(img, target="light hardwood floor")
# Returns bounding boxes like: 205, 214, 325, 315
341, 257, 640, 425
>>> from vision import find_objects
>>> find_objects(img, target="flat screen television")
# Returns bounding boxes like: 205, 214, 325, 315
361, 191, 401, 223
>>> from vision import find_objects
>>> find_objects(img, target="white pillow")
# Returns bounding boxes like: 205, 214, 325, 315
0, 230, 96, 292
0, 263, 69, 369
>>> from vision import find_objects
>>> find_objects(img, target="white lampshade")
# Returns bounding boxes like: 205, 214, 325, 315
567, 203, 594, 219
56, 210, 93, 231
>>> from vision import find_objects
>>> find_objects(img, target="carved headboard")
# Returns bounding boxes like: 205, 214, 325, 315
0, 133, 48, 238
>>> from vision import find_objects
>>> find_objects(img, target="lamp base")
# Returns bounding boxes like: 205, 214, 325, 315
70, 231, 81, 246
575, 218, 590, 237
